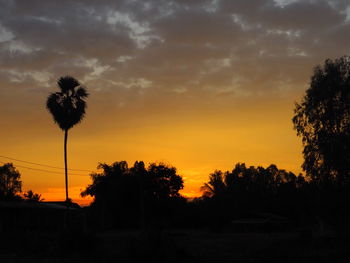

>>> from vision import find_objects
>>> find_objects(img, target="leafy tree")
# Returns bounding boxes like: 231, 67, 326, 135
200, 163, 303, 217
24, 190, 43, 202
81, 161, 130, 205
146, 162, 184, 199
82, 161, 184, 203
293, 56, 350, 186
81, 161, 184, 227
46, 76, 89, 202
0, 163, 22, 200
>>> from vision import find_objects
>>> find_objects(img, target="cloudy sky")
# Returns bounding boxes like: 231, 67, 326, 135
1, 0, 349, 203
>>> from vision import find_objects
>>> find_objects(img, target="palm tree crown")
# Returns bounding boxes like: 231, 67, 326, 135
46, 76, 88, 130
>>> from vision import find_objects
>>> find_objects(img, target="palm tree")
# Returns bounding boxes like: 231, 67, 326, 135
200, 170, 226, 198
46, 76, 88, 203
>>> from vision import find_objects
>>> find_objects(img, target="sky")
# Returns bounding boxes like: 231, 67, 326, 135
1, 0, 350, 204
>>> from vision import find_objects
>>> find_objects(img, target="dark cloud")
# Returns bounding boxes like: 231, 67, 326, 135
0, 0, 349, 105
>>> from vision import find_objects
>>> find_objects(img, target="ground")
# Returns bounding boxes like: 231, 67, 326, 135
1, 226, 350, 263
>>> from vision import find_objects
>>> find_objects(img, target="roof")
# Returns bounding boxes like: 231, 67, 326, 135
0, 201, 80, 210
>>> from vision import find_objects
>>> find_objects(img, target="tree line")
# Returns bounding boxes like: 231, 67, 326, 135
0, 163, 42, 202
1, 55, 350, 230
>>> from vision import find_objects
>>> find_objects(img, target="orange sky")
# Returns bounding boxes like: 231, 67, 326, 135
1, 92, 304, 205
1, 0, 349, 205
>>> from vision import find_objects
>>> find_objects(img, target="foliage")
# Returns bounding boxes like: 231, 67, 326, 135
146, 162, 184, 199
81, 161, 184, 228
200, 170, 226, 197
0, 163, 22, 200
199, 163, 307, 222
201, 163, 303, 198
293, 56, 350, 185
46, 76, 89, 131
24, 190, 43, 202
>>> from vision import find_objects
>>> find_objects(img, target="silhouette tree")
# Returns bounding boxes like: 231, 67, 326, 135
146, 162, 184, 199
46, 76, 88, 202
131, 161, 147, 229
293, 56, 350, 186
81, 161, 184, 228
200, 163, 305, 220
24, 190, 43, 202
200, 170, 226, 197
0, 163, 22, 200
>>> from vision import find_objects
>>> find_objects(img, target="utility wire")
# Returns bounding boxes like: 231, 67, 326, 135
0, 161, 90, 176
0, 155, 93, 172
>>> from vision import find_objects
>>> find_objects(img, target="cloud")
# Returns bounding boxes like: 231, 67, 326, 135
0, 0, 349, 106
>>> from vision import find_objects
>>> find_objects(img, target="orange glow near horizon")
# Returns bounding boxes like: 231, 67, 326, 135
1, 94, 304, 206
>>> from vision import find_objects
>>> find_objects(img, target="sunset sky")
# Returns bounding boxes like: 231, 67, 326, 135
1, 0, 350, 204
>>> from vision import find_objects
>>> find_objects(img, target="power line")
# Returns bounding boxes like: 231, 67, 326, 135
0, 161, 90, 176
0, 155, 93, 172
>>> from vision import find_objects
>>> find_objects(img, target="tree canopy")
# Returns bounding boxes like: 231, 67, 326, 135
0, 163, 22, 200
198, 163, 307, 225
293, 56, 350, 185
81, 161, 184, 227
46, 76, 89, 131
201, 163, 304, 199
24, 190, 43, 202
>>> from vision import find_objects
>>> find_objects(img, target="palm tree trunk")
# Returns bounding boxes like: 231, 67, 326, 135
64, 129, 69, 202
